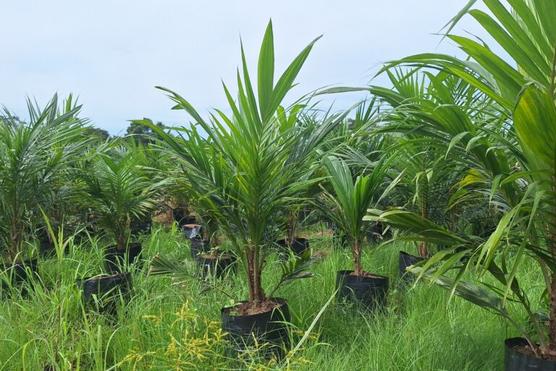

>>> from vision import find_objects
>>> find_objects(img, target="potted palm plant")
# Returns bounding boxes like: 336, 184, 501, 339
190, 210, 235, 277
273, 111, 325, 258
385, 85, 556, 368
368, 68, 493, 277
391, 141, 454, 280
80, 144, 159, 273
369, 1, 556, 368
77, 144, 160, 313
0, 95, 86, 288
146, 21, 337, 355
318, 156, 398, 310
276, 207, 310, 257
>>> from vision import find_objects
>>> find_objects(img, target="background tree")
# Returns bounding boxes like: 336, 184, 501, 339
126, 119, 165, 146
83, 127, 110, 142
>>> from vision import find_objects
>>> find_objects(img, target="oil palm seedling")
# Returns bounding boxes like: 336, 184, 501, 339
186, 194, 233, 276
274, 110, 333, 257
389, 140, 460, 279
79, 143, 160, 272
136, 124, 233, 270
131, 143, 172, 235
319, 99, 387, 247
0, 95, 87, 288
318, 156, 399, 310
371, 0, 556, 368
371, 67, 516, 211
145, 21, 338, 356
189, 210, 220, 259
75, 143, 161, 315
276, 206, 310, 257
365, 66, 512, 276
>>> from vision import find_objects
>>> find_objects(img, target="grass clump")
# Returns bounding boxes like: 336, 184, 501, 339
0, 226, 525, 370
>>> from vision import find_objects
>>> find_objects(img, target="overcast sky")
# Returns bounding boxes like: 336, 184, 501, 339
0, 1, 489, 134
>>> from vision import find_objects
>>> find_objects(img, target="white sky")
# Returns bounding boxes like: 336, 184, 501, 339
0, 1, 489, 134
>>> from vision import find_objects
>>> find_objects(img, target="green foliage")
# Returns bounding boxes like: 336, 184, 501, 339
372, 0, 556, 352
126, 118, 165, 145
0, 95, 87, 259
83, 127, 110, 143
3, 4, 556, 365
147, 21, 338, 303
0, 229, 515, 370
318, 156, 399, 274
383, 0, 556, 109
79, 144, 161, 249
320, 156, 391, 244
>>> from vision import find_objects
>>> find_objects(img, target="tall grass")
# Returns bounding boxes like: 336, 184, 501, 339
0, 225, 525, 370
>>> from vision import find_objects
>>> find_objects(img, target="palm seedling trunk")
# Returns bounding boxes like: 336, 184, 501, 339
549, 230, 556, 353
115, 217, 132, 251
418, 242, 428, 258
418, 176, 429, 258
286, 210, 298, 247
8, 218, 24, 261
246, 246, 265, 304
116, 234, 127, 251
353, 238, 363, 276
